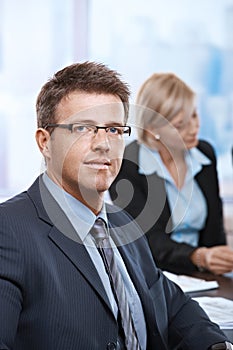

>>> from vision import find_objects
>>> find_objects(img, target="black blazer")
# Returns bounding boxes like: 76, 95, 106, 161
0, 176, 227, 349
109, 140, 226, 274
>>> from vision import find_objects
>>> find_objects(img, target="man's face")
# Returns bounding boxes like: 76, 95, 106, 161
44, 91, 126, 204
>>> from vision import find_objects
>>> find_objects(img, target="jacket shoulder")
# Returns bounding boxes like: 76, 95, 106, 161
197, 140, 216, 162
124, 140, 139, 162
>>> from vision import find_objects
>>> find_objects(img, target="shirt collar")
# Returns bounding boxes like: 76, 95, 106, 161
42, 172, 107, 242
138, 143, 211, 179
138, 143, 166, 176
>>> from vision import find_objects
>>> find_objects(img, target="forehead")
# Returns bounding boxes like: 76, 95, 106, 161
56, 91, 125, 124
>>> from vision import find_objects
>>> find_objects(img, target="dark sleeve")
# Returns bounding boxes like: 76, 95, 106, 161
0, 209, 24, 349
160, 271, 228, 349
123, 231, 228, 349
196, 140, 226, 247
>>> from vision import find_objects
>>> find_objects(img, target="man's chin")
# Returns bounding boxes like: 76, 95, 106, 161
81, 182, 111, 197
95, 183, 112, 194
94, 174, 116, 192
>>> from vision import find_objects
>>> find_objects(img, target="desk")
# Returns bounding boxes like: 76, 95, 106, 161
188, 271, 233, 342
188, 271, 233, 300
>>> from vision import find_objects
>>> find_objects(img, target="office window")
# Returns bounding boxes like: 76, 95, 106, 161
88, 0, 233, 242
0, 0, 232, 214
89, 0, 233, 199
0, 0, 74, 200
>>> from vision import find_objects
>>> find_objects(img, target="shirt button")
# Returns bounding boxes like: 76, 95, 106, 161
106, 342, 117, 350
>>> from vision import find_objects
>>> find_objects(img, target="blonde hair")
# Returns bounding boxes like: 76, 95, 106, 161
135, 73, 196, 143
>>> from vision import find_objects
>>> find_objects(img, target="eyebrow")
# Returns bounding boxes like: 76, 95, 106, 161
69, 119, 125, 126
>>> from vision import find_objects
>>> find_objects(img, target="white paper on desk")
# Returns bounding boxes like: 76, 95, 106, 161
193, 297, 233, 329
163, 271, 219, 293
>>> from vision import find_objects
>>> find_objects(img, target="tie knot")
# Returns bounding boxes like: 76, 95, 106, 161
91, 218, 109, 247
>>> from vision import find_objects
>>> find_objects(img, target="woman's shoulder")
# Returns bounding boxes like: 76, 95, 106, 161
124, 140, 140, 164
125, 139, 139, 152
197, 139, 216, 161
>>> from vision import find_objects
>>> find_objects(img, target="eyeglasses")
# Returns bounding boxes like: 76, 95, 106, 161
44, 123, 131, 137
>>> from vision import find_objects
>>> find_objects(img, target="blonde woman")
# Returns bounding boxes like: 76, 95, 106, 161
110, 73, 233, 275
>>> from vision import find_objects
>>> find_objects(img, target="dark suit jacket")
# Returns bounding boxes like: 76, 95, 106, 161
0, 176, 227, 349
109, 140, 226, 274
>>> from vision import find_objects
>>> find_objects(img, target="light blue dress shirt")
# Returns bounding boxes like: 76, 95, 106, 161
42, 173, 146, 349
138, 144, 211, 247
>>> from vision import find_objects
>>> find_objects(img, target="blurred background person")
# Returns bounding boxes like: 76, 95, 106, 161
109, 72, 233, 275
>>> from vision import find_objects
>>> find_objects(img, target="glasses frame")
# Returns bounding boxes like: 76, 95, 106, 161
43, 123, 131, 136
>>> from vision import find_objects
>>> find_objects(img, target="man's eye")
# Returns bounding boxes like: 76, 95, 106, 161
109, 127, 122, 134
73, 125, 89, 133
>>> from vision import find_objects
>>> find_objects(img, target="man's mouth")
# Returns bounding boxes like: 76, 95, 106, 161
84, 159, 111, 170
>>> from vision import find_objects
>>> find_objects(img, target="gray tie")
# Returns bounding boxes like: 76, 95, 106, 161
90, 218, 140, 350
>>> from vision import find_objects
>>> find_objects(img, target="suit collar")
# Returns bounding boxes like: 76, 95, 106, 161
48, 224, 112, 310
27, 176, 113, 312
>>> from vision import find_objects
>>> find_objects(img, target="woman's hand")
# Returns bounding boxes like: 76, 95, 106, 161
191, 245, 233, 275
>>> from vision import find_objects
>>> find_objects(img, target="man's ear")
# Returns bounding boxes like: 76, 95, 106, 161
35, 128, 51, 159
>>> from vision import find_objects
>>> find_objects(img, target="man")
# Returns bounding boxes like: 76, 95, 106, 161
0, 61, 232, 350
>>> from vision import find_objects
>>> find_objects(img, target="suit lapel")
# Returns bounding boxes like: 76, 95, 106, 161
27, 176, 113, 312
48, 226, 112, 309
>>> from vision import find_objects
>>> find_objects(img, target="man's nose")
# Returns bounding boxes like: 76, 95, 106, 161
91, 129, 110, 151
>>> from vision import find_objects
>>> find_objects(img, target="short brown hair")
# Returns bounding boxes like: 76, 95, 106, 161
135, 73, 196, 143
36, 61, 130, 128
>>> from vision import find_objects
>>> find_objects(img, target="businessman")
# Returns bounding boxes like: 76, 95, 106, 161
0, 61, 232, 349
